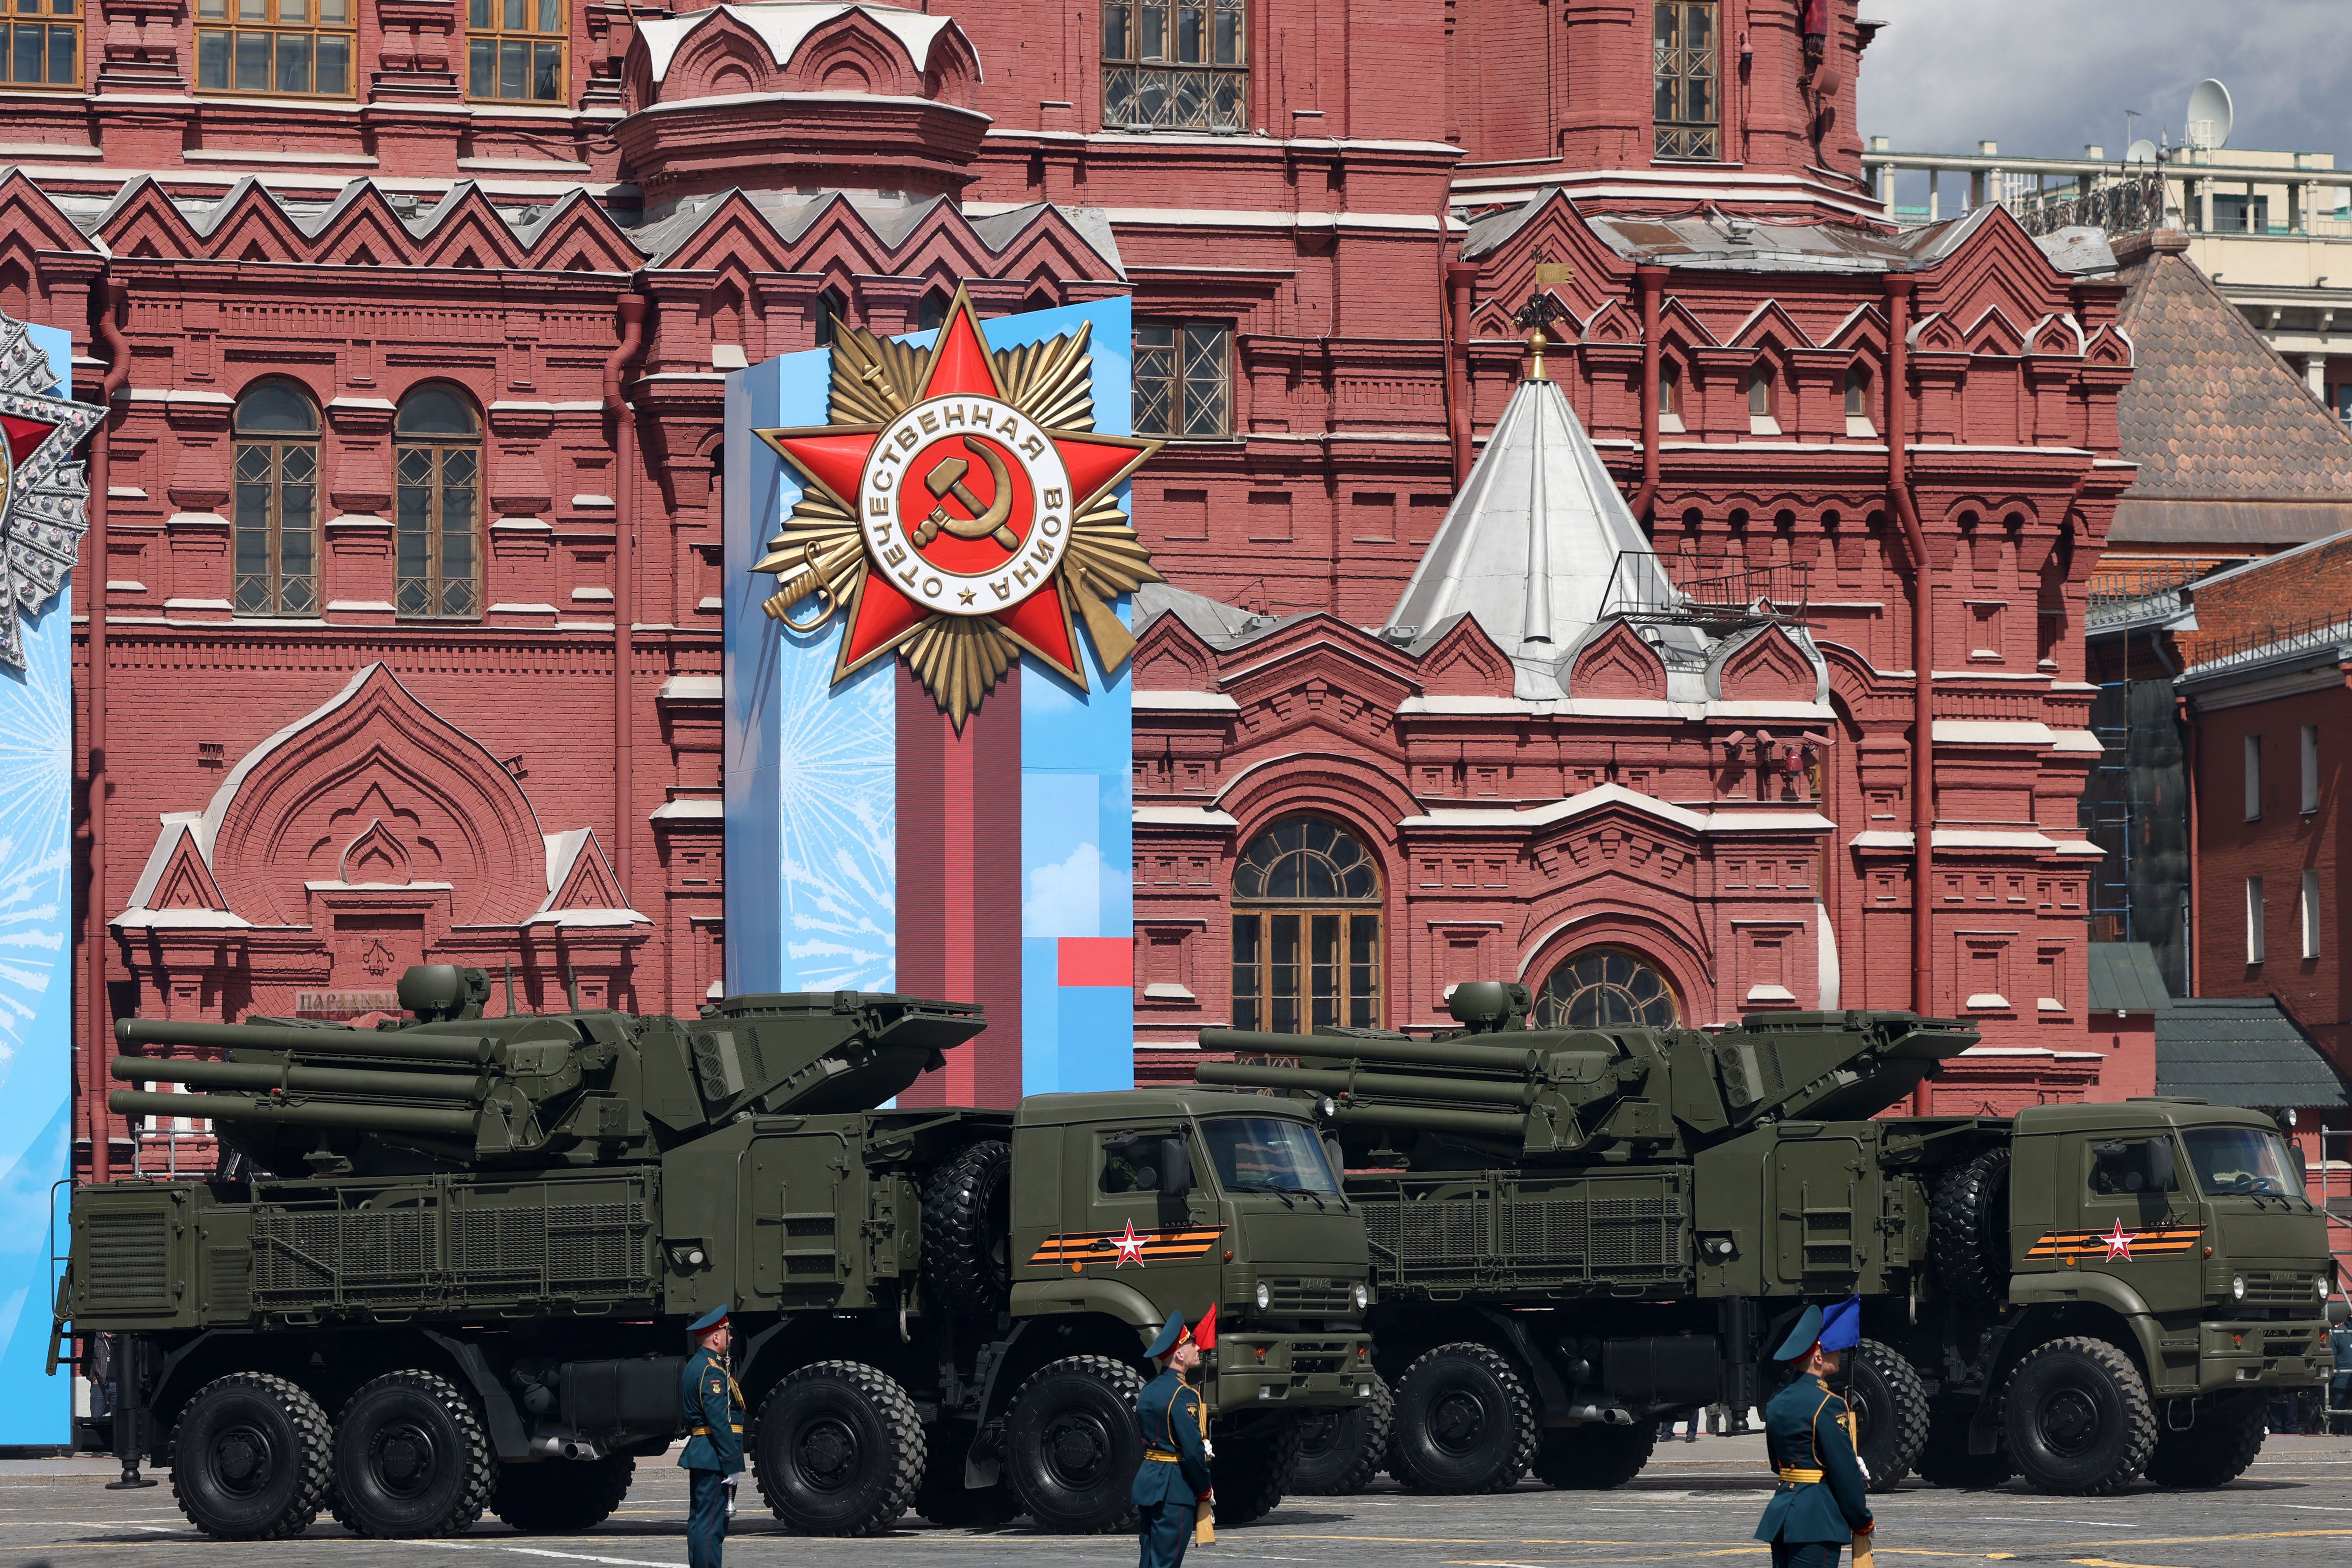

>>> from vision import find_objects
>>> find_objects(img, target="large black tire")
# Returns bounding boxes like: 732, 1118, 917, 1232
1291, 1374, 1393, 1496
1999, 1336, 2156, 1496
492, 1455, 636, 1533
330, 1369, 495, 1538
1914, 1397, 2013, 1489
922, 1140, 1014, 1319
914, 1431, 1023, 1527
1930, 1147, 2012, 1309
752, 1360, 925, 1536
2144, 1395, 2266, 1488
1531, 1421, 1656, 1490
1848, 1339, 1932, 1492
1386, 1342, 1537, 1494
1210, 1415, 1303, 1527
168, 1371, 334, 1540
1004, 1355, 1146, 1534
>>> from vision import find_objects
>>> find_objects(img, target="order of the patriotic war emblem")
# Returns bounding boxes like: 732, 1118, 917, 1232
753, 284, 1163, 727
0, 312, 104, 671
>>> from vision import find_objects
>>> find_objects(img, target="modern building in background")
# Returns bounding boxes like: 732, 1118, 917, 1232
1, 0, 2180, 1178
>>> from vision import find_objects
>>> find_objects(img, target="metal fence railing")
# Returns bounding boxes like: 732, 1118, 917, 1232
2181, 613, 2352, 676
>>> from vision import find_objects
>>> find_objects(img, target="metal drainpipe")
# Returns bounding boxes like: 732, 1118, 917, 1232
1444, 262, 1478, 488
602, 293, 647, 913
1630, 266, 1666, 522
1885, 275, 1936, 1110
88, 281, 131, 1184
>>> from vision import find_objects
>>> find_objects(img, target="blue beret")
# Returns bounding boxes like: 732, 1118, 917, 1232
1145, 1310, 1187, 1360
688, 1304, 731, 1334
1772, 1304, 1823, 1361
1819, 1296, 1862, 1354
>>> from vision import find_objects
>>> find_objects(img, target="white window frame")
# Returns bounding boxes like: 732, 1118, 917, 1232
2301, 724, 2320, 814
2247, 875, 2266, 964
2244, 733, 2263, 821
2302, 869, 2322, 960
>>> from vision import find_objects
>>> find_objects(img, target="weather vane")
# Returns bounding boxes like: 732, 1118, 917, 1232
1512, 248, 1573, 383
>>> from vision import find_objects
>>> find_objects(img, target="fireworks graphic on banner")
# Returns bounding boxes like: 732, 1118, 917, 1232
0, 607, 67, 1067
772, 650, 897, 993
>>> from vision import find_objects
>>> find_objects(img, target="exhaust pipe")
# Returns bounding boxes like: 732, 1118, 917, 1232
1563, 1402, 1634, 1425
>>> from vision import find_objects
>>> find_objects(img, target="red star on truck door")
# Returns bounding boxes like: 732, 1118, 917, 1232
2100, 1220, 2138, 1261
758, 293, 1157, 687
1112, 1218, 1148, 1268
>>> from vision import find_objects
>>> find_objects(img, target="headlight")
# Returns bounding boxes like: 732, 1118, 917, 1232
1352, 1282, 1370, 1311
1255, 1281, 1272, 1310
2323, 1277, 2332, 1301
2232, 1275, 2246, 1301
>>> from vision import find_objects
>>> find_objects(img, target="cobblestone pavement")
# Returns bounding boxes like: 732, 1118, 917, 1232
15, 1435, 2352, 1568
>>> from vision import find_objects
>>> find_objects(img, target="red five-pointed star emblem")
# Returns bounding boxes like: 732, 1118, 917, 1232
1112, 1219, 1148, 1268
2100, 1220, 2137, 1261
756, 285, 1160, 705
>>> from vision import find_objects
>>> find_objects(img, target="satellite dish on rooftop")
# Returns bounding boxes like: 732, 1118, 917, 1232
2125, 138, 2159, 166
2186, 78, 2234, 152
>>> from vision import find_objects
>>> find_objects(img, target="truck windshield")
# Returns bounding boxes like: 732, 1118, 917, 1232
1201, 1117, 1342, 1195
2183, 1127, 2300, 1197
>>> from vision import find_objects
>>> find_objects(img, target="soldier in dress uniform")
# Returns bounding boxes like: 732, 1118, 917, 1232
678, 1305, 745, 1568
1754, 1298, 1875, 1568
1134, 1307, 1216, 1568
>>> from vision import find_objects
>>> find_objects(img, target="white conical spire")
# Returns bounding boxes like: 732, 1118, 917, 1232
1385, 377, 1668, 698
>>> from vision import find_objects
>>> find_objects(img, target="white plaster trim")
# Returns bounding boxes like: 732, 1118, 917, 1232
1134, 805, 1240, 828
105, 580, 146, 593
659, 675, 724, 701
1746, 984, 1797, 1004
1933, 719, 2057, 745
325, 600, 397, 612
2050, 729, 2104, 754
1966, 993, 2011, 1011
327, 396, 397, 411
1144, 983, 1197, 1001
184, 148, 378, 166
571, 587, 616, 602
1134, 690, 1241, 712
571, 493, 616, 509
650, 798, 726, 820
636, 2, 970, 84
163, 597, 233, 610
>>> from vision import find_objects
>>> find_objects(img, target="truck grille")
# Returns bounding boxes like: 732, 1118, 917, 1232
85, 1212, 170, 1311
1266, 1279, 1356, 1314
2238, 1271, 2321, 1307
1288, 1340, 1352, 1374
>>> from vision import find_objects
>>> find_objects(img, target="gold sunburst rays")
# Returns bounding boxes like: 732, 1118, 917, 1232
993, 320, 1096, 433
825, 329, 931, 427
900, 615, 1022, 727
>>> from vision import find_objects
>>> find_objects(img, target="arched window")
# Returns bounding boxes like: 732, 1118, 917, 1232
394, 387, 481, 618
232, 381, 320, 616
1231, 815, 1381, 1033
1533, 947, 1680, 1029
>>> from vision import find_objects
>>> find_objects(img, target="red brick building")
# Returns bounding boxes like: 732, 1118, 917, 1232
3, 0, 2142, 1175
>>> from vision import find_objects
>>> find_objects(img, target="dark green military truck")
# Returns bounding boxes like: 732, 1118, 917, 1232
1199, 981, 2332, 1499
61, 966, 1376, 1541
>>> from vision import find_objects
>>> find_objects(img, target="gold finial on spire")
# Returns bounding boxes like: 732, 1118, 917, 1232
1513, 249, 1572, 384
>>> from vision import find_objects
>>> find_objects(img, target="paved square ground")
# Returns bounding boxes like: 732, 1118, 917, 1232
17, 1434, 2352, 1568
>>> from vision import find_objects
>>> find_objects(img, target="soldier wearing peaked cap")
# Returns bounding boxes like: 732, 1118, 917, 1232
1754, 1297, 1875, 1568
679, 1305, 744, 1568
1135, 1307, 1217, 1568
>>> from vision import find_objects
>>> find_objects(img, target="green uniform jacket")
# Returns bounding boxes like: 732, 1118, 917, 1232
1753, 1372, 1872, 1545
1130, 1367, 1212, 1507
676, 1346, 745, 1475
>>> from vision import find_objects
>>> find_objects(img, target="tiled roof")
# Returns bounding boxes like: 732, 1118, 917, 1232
2087, 942, 2172, 1014
2111, 234, 2352, 547
2155, 997, 2350, 1108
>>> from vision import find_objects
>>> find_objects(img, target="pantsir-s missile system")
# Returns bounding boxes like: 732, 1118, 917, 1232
64, 966, 1377, 1542
1199, 981, 2334, 1499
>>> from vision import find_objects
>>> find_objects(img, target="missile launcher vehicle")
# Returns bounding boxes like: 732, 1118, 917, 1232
1198, 980, 2334, 1499
62, 965, 1377, 1542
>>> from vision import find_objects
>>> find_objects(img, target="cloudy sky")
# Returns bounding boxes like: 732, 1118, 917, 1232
1855, 0, 2351, 164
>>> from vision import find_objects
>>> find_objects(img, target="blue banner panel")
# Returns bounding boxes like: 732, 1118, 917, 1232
0, 323, 77, 1445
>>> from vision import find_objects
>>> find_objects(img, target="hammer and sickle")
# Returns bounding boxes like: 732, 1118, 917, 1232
913, 436, 1020, 552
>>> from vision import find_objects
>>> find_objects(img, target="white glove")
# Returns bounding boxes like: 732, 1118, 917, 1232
1201, 1436, 1216, 1461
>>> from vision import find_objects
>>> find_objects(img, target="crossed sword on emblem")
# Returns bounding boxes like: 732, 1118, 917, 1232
913, 436, 1019, 552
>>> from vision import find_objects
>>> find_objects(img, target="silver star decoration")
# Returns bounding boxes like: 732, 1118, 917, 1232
0, 312, 105, 671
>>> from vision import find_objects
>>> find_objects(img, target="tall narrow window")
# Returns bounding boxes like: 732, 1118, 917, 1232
2245, 733, 2263, 821
1747, 365, 1780, 435
2301, 723, 2320, 813
2301, 870, 2322, 960
394, 388, 482, 619
1134, 321, 1231, 438
195, 0, 353, 96
467, 0, 564, 103
916, 289, 949, 333
1652, 0, 1719, 161
813, 287, 846, 348
231, 382, 320, 616
1230, 816, 1381, 1033
0, 0, 79, 88
1658, 361, 1683, 432
1844, 366, 1871, 416
1102, 0, 1246, 132
2247, 875, 2266, 965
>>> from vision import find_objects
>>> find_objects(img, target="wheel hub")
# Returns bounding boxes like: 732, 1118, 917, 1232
1429, 1390, 1489, 1455
1042, 1412, 1111, 1486
373, 1420, 440, 1498
2039, 1388, 2101, 1457
797, 1416, 859, 1491
213, 1424, 272, 1497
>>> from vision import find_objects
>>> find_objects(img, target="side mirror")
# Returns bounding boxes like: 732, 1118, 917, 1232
2146, 1137, 2177, 1193
1322, 1136, 1346, 1184
1158, 1137, 1195, 1196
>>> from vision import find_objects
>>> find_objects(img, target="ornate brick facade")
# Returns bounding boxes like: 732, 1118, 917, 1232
1, 0, 2135, 1173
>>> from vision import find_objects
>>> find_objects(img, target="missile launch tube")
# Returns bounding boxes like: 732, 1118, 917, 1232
107, 1088, 480, 1137
1322, 1101, 1529, 1138
112, 1054, 489, 1103
1195, 1062, 1538, 1107
1197, 1028, 1550, 1076
117, 1017, 498, 1064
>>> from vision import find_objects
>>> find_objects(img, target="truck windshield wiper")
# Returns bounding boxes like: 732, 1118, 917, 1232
1274, 1183, 1330, 1211
1232, 1180, 1296, 1208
